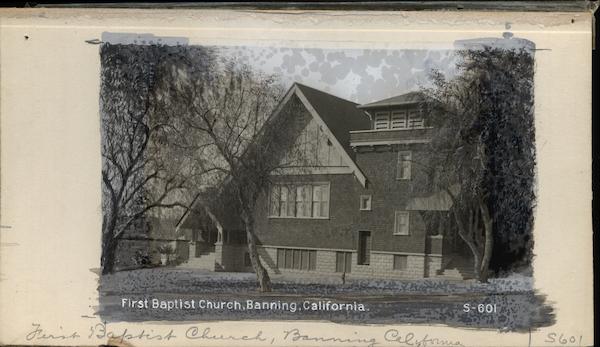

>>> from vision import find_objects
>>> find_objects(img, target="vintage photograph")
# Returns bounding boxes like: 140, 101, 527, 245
97, 33, 551, 329
0, 7, 593, 346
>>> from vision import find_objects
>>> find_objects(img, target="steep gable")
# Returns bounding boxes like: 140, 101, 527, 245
281, 106, 347, 168
295, 83, 371, 158
290, 83, 370, 186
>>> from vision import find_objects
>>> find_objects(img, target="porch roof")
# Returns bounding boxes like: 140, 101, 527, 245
176, 184, 243, 234
405, 185, 459, 211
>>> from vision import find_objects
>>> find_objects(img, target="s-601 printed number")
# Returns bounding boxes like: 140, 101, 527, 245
462, 303, 497, 313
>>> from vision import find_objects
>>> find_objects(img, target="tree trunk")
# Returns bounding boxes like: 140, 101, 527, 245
241, 210, 272, 292
479, 202, 494, 282
453, 209, 483, 280
101, 232, 117, 275
101, 213, 119, 275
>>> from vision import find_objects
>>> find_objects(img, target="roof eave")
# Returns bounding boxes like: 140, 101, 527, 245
357, 101, 422, 109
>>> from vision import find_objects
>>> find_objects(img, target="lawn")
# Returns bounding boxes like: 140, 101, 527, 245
99, 267, 534, 297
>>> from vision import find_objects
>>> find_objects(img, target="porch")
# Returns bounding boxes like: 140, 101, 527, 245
177, 228, 250, 272
427, 231, 475, 280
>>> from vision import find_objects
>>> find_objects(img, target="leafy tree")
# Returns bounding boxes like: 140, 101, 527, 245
99, 44, 214, 275
423, 46, 535, 281
156, 57, 303, 292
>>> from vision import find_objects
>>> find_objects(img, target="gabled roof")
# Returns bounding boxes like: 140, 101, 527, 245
177, 83, 371, 230
291, 83, 369, 186
294, 83, 370, 156
358, 91, 425, 109
176, 183, 243, 231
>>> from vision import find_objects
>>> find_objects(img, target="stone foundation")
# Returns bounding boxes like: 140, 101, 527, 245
254, 246, 443, 280
351, 253, 425, 279
186, 243, 445, 279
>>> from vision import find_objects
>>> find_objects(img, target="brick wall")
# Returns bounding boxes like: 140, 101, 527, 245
247, 118, 442, 276
254, 174, 360, 250
353, 143, 436, 254
253, 169, 433, 256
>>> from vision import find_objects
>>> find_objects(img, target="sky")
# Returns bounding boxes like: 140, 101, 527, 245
102, 32, 532, 106
217, 46, 458, 105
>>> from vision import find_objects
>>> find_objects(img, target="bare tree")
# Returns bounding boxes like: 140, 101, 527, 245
422, 47, 535, 282
157, 58, 303, 292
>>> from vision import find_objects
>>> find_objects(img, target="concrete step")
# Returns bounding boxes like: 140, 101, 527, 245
178, 262, 215, 270
436, 256, 475, 280
178, 252, 216, 270
184, 257, 215, 265
439, 267, 475, 280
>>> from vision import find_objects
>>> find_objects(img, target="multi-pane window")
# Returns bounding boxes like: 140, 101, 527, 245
336, 252, 353, 273
312, 185, 329, 218
277, 248, 316, 270
408, 110, 425, 128
269, 183, 330, 218
296, 185, 311, 217
279, 186, 288, 216
359, 195, 372, 211
391, 111, 407, 129
373, 110, 424, 130
374, 112, 390, 130
269, 185, 280, 216
357, 231, 371, 265
394, 211, 410, 235
393, 255, 408, 270
396, 151, 412, 180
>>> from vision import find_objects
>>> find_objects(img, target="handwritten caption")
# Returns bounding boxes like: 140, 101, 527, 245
26, 323, 465, 347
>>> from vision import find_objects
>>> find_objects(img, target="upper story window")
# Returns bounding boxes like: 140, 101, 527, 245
374, 112, 390, 130
391, 111, 407, 129
372, 109, 425, 130
359, 195, 372, 211
269, 183, 330, 219
396, 151, 412, 180
394, 211, 410, 235
408, 110, 425, 128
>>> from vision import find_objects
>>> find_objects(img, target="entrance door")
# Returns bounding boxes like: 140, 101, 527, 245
357, 231, 371, 265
